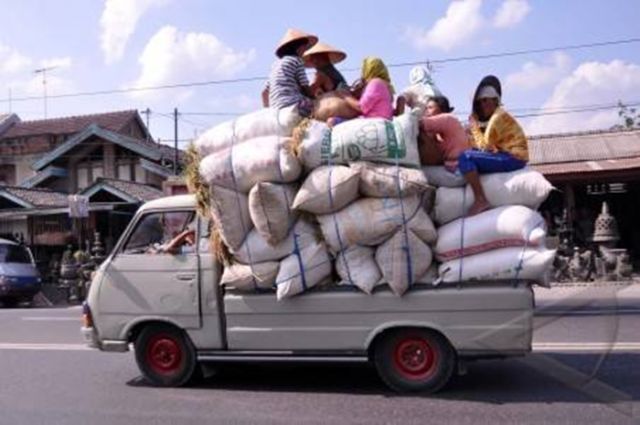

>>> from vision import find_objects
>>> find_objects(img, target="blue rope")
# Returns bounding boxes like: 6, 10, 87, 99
392, 118, 413, 288
457, 188, 467, 284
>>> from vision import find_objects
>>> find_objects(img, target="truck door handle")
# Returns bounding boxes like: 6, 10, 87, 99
175, 273, 196, 281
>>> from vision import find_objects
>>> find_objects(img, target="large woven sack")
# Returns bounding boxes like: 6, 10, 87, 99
194, 105, 300, 157
422, 166, 466, 188
407, 206, 438, 245
336, 245, 382, 294
416, 264, 439, 284
376, 230, 433, 296
209, 185, 252, 251
317, 196, 422, 252
329, 110, 421, 167
233, 219, 317, 264
353, 161, 432, 198
298, 120, 332, 170
292, 165, 360, 214
199, 136, 301, 193
438, 247, 556, 285
249, 183, 298, 245
220, 262, 279, 291
435, 205, 547, 262
434, 168, 554, 224
276, 241, 332, 300
313, 93, 360, 122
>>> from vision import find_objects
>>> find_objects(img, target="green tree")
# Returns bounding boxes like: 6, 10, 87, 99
616, 101, 640, 129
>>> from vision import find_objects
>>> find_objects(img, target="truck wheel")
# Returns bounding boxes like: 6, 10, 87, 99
373, 328, 455, 393
134, 324, 197, 387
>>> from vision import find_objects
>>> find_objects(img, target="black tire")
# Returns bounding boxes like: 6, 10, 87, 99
373, 328, 456, 393
134, 324, 197, 387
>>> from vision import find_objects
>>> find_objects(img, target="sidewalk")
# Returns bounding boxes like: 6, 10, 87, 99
534, 280, 640, 312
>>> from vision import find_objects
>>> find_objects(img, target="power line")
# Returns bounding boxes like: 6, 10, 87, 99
0, 36, 638, 104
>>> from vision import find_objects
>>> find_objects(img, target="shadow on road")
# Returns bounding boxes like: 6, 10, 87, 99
126, 353, 639, 404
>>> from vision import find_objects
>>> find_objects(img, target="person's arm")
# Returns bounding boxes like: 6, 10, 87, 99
394, 95, 406, 116
261, 86, 270, 107
162, 229, 195, 255
294, 58, 314, 99
469, 113, 489, 150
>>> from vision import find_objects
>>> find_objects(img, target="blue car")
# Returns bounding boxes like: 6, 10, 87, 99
0, 238, 42, 307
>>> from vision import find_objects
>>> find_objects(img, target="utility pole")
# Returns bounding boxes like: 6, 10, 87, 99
174, 108, 179, 175
8, 88, 12, 113
141, 108, 151, 142
34, 66, 58, 119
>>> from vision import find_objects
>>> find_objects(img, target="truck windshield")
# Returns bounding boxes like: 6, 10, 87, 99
0, 244, 32, 264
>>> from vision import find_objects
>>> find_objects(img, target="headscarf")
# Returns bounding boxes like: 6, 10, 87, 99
361, 57, 394, 94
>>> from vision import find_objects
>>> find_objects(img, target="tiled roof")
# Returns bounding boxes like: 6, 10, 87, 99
0, 186, 69, 207
89, 178, 164, 203
531, 157, 640, 176
529, 128, 640, 165
1, 110, 140, 138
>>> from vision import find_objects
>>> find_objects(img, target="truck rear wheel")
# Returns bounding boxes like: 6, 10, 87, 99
373, 328, 455, 393
134, 324, 197, 387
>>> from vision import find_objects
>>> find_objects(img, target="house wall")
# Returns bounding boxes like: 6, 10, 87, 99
0, 216, 28, 241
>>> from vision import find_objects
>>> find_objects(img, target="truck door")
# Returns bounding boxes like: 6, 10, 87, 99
100, 210, 201, 329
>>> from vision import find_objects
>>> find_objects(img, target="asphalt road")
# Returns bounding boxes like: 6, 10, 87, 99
0, 295, 638, 425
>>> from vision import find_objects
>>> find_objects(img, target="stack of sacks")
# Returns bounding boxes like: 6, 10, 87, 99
191, 106, 439, 299
429, 168, 556, 285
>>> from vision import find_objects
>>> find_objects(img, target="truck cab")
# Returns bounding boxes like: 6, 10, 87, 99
82, 195, 534, 393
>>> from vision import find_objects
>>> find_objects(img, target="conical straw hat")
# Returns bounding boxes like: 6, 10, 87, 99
302, 42, 347, 67
275, 28, 318, 57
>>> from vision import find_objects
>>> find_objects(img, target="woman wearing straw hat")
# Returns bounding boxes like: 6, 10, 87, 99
458, 75, 529, 216
262, 29, 318, 117
302, 42, 349, 97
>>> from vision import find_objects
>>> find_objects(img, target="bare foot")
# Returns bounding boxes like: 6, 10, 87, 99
467, 199, 491, 216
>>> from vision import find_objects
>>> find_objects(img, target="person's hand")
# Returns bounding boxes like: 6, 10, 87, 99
468, 113, 480, 129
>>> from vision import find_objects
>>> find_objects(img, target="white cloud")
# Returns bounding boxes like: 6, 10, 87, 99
0, 43, 33, 74
406, 0, 485, 51
505, 52, 571, 92
130, 26, 256, 100
39, 57, 73, 70
100, 0, 167, 64
526, 60, 640, 135
493, 0, 531, 28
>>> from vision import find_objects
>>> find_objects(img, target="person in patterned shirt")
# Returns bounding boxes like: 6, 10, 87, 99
458, 75, 529, 216
262, 29, 318, 117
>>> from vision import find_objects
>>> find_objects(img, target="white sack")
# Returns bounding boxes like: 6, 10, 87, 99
422, 166, 466, 188
298, 120, 332, 170
199, 136, 301, 193
194, 105, 300, 157
407, 206, 438, 245
434, 168, 554, 224
317, 196, 422, 252
233, 219, 317, 264
336, 245, 382, 294
376, 230, 433, 296
435, 205, 547, 262
329, 111, 421, 167
220, 262, 279, 291
209, 185, 252, 251
276, 241, 333, 300
249, 183, 298, 245
416, 264, 439, 285
354, 162, 432, 198
292, 165, 360, 214
438, 247, 556, 285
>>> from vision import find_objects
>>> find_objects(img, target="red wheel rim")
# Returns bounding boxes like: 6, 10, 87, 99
392, 337, 438, 380
145, 334, 183, 375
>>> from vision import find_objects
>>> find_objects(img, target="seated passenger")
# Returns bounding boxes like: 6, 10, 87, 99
419, 96, 470, 170
262, 28, 318, 117
460, 75, 529, 216
302, 42, 349, 97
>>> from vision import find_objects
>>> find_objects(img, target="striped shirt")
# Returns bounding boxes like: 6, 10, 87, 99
265, 56, 310, 109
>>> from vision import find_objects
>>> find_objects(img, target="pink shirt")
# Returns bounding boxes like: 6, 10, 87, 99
420, 113, 471, 171
359, 78, 393, 120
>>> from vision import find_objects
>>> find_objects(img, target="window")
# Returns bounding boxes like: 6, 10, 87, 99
0, 244, 32, 264
93, 164, 104, 181
122, 211, 195, 255
77, 167, 89, 189
118, 163, 131, 181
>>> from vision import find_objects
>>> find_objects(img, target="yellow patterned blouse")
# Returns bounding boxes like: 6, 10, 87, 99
470, 107, 529, 161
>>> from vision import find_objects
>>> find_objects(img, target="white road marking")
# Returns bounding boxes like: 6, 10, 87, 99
533, 342, 640, 352
0, 343, 90, 351
21, 317, 79, 321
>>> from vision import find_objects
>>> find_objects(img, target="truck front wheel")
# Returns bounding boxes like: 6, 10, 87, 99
134, 324, 197, 387
373, 328, 455, 393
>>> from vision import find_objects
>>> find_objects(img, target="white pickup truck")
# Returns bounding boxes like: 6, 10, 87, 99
82, 194, 534, 393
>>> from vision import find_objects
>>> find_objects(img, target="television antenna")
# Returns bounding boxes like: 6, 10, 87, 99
34, 66, 58, 119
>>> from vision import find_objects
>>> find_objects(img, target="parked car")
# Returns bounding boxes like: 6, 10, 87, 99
0, 238, 42, 307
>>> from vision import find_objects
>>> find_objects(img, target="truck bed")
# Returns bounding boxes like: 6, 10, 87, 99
221, 281, 534, 356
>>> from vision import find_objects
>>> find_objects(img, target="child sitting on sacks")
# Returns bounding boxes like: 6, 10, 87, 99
262, 28, 318, 117
460, 75, 529, 216
326, 57, 406, 127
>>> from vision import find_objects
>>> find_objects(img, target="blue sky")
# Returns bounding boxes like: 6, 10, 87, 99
0, 0, 639, 149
